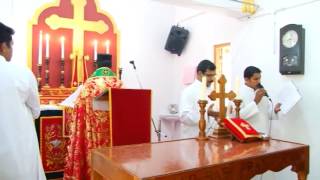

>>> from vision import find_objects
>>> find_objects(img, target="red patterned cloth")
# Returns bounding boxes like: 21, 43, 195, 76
64, 76, 121, 180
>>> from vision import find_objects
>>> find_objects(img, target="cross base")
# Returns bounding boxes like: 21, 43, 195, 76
196, 136, 209, 141
210, 126, 231, 139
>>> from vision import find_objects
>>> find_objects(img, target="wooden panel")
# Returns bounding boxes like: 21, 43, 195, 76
110, 88, 151, 146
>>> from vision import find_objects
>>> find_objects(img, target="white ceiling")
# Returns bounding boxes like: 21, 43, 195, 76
154, 0, 259, 18
154, 0, 319, 18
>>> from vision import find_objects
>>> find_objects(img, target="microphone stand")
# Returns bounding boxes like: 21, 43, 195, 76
131, 61, 162, 142
151, 118, 162, 142
133, 68, 143, 89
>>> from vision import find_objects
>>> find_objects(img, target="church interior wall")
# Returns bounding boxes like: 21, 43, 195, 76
230, 2, 320, 180
170, 1, 320, 179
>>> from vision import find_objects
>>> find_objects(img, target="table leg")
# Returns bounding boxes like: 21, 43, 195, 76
297, 171, 307, 180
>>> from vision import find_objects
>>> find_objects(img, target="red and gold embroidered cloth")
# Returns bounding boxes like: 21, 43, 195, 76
63, 76, 121, 180
224, 118, 262, 142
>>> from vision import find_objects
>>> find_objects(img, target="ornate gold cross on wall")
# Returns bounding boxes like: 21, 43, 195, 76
208, 74, 236, 138
45, 0, 108, 86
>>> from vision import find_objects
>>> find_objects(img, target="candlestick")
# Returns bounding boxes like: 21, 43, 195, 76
37, 64, 42, 91
60, 57, 65, 88
216, 75, 220, 92
60, 36, 65, 59
38, 31, 43, 65
233, 99, 242, 118
44, 57, 50, 87
105, 40, 110, 54
200, 76, 207, 100
93, 40, 98, 61
45, 33, 50, 59
197, 100, 209, 141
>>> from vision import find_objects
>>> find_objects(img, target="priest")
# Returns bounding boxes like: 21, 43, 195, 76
0, 22, 45, 180
179, 60, 218, 139
63, 54, 122, 180
229, 66, 281, 136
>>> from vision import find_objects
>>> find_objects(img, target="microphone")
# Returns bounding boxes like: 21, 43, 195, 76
119, 68, 123, 80
129, 60, 136, 70
257, 83, 271, 100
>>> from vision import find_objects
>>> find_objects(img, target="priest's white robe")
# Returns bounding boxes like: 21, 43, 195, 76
0, 55, 45, 180
228, 84, 279, 180
232, 84, 278, 136
179, 80, 216, 139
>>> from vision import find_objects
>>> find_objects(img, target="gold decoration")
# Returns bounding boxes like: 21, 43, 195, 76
242, 0, 256, 15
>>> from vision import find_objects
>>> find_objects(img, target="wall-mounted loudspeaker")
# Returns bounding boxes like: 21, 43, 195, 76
164, 25, 189, 56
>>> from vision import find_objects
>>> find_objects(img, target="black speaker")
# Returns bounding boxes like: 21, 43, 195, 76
164, 25, 189, 56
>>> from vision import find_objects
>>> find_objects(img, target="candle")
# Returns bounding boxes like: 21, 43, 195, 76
93, 40, 98, 61
60, 36, 65, 59
234, 77, 240, 98
45, 33, 50, 58
216, 75, 220, 92
105, 40, 110, 54
38, 31, 43, 64
200, 76, 207, 100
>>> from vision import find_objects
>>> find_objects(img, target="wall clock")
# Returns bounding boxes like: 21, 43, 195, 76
279, 24, 305, 75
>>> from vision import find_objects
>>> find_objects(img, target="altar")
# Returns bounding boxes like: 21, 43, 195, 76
91, 138, 309, 180
35, 88, 152, 178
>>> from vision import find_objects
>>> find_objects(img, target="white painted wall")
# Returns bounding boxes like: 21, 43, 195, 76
170, 1, 320, 179
169, 6, 243, 101
230, 1, 320, 179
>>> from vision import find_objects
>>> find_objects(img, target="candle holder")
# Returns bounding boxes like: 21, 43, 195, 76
197, 100, 209, 141
60, 58, 65, 88
37, 64, 42, 91
93, 60, 97, 70
233, 99, 242, 118
44, 57, 50, 87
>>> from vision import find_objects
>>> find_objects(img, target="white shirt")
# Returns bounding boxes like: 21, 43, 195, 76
232, 84, 277, 136
179, 80, 216, 139
0, 55, 45, 180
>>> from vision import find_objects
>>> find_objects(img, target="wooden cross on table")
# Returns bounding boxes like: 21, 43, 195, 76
208, 75, 236, 138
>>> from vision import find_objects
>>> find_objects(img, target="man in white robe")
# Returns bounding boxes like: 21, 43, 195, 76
0, 22, 45, 180
231, 66, 281, 137
179, 60, 217, 139
228, 66, 282, 180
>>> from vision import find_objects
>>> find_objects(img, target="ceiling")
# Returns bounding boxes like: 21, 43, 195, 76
154, 0, 260, 18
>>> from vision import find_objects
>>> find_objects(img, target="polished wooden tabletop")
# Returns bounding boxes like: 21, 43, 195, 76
92, 138, 308, 179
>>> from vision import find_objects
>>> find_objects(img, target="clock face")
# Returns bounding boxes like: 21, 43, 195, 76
282, 30, 299, 48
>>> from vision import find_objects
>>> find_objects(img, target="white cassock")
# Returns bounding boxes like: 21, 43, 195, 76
233, 85, 278, 136
228, 85, 279, 180
0, 55, 46, 180
179, 80, 216, 139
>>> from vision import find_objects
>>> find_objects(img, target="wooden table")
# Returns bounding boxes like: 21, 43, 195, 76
91, 138, 309, 180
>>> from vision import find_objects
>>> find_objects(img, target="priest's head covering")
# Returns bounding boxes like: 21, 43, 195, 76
97, 54, 112, 68
90, 67, 115, 77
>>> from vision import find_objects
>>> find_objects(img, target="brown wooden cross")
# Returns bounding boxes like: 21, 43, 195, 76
208, 75, 236, 124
